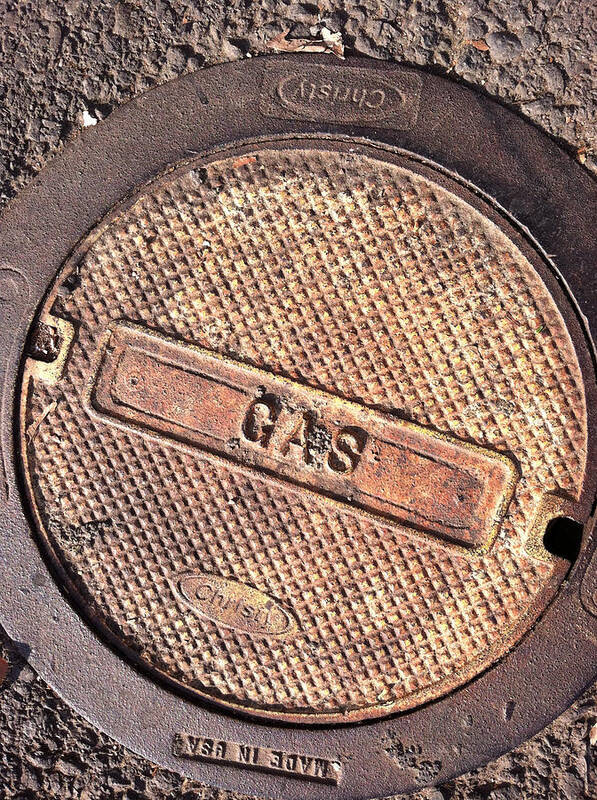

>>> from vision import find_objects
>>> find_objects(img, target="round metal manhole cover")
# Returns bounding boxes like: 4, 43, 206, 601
18, 142, 587, 723
1, 56, 596, 798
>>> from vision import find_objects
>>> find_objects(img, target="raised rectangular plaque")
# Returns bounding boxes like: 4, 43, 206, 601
88, 322, 518, 551
173, 732, 342, 784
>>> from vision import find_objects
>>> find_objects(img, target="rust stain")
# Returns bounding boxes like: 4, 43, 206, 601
232, 155, 257, 169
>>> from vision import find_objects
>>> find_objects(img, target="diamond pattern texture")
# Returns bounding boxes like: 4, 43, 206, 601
21, 146, 587, 721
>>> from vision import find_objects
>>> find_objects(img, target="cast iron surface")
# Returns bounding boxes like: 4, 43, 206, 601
19, 138, 586, 729
0, 55, 596, 799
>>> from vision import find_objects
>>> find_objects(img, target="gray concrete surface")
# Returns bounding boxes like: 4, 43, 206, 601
0, 1, 596, 798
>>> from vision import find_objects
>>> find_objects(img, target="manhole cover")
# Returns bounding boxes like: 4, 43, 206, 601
1, 56, 596, 799
18, 143, 586, 722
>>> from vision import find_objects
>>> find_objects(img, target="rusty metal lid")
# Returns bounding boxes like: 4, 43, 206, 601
1, 56, 596, 799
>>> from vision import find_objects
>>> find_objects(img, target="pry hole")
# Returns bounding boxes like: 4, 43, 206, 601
543, 516, 583, 563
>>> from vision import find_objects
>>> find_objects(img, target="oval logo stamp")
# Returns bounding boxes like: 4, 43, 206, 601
260, 64, 422, 128
177, 573, 297, 637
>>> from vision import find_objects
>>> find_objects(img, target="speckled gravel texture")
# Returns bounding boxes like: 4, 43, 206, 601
0, 1, 596, 798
